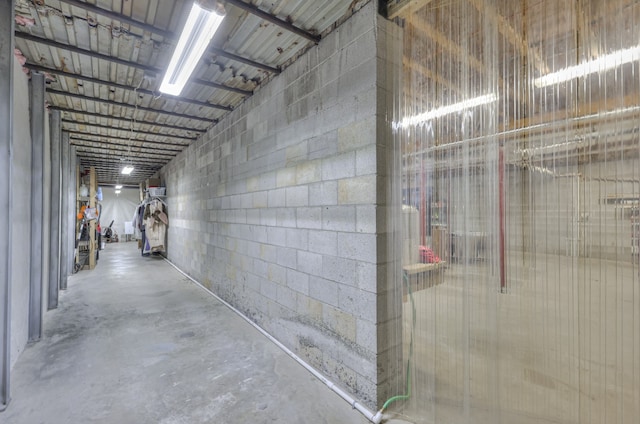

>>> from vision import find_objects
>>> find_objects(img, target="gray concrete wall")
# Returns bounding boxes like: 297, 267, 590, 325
505, 158, 638, 261
100, 187, 140, 240
160, 3, 400, 407
10, 59, 32, 367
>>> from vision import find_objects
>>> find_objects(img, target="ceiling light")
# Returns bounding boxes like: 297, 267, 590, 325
121, 165, 134, 175
534, 45, 640, 87
115, 184, 123, 189
397, 94, 498, 128
159, 2, 226, 96
115, 190, 121, 194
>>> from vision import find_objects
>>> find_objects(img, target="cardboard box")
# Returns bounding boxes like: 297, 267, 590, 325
146, 178, 161, 188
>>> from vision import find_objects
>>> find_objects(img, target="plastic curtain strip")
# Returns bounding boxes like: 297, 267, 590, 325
388, 1, 640, 423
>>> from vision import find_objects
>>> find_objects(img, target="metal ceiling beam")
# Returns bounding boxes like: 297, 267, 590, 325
55, 0, 279, 74
82, 163, 157, 171
72, 141, 176, 157
47, 88, 225, 119
69, 134, 183, 153
26, 63, 225, 111
15, 32, 252, 97
208, 47, 280, 74
62, 119, 196, 141
72, 142, 177, 159
78, 160, 159, 171
224, 0, 320, 43
66, 130, 187, 148
53, 107, 208, 134
75, 151, 169, 165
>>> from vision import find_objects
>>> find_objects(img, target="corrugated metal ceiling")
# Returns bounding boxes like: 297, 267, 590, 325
13, 0, 371, 185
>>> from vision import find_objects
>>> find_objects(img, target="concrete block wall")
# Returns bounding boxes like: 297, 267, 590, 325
160, 2, 402, 408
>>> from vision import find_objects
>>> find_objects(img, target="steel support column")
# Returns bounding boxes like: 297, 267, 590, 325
68, 146, 77, 278
0, 0, 14, 411
48, 111, 61, 309
59, 132, 70, 290
28, 72, 45, 342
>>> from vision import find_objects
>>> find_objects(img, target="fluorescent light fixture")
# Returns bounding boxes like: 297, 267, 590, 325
115, 190, 121, 194
121, 165, 134, 175
115, 184, 123, 189
534, 45, 640, 87
397, 93, 498, 128
159, 2, 226, 96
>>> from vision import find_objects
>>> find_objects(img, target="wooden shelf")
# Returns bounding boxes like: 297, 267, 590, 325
75, 166, 97, 271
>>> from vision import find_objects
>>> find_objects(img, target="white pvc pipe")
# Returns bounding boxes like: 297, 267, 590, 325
163, 258, 383, 424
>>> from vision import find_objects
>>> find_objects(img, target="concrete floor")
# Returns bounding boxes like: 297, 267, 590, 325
394, 254, 640, 424
3, 242, 369, 424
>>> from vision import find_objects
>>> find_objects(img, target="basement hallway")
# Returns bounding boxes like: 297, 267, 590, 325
3, 242, 368, 424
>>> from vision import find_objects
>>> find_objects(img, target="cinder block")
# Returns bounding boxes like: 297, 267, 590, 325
338, 175, 377, 205
355, 204, 377, 234
323, 355, 357, 392
277, 167, 297, 188
356, 262, 377, 293
338, 284, 376, 323
267, 227, 287, 247
308, 230, 338, 256
322, 255, 357, 286
309, 276, 339, 307
253, 191, 268, 208
260, 278, 278, 301
276, 247, 298, 269
246, 209, 260, 225
260, 208, 277, 226
260, 243, 277, 262
267, 263, 287, 285
356, 318, 376, 351
321, 151, 356, 181
296, 160, 321, 184
296, 207, 322, 229
286, 141, 308, 165
286, 228, 308, 250
308, 131, 339, 160
285, 186, 309, 207
276, 285, 298, 312
337, 232, 376, 263
322, 205, 356, 232
309, 181, 338, 206
296, 294, 323, 321
287, 268, 310, 295
355, 145, 377, 176
276, 207, 297, 228
297, 250, 322, 275
337, 117, 376, 153
246, 272, 262, 293
338, 342, 376, 383
268, 187, 287, 207
322, 304, 357, 343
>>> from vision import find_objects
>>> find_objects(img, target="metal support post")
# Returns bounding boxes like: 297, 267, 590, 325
0, 0, 15, 411
59, 132, 70, 290
28, 72, 45, 341
48, 111, 61, 309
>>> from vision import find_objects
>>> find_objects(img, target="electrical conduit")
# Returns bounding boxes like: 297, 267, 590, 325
163, 258, 383, 424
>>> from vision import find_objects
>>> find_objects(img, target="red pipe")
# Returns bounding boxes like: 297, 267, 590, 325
499, 148, 506, 292
420, 170, 427, 246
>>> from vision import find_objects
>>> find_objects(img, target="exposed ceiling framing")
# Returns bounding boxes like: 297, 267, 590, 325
14, 0, 368, 185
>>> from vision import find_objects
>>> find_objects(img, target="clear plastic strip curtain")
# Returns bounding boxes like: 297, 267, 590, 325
389, 1, 640, 423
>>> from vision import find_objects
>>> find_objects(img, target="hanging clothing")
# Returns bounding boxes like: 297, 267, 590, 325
133, 197, 168, 256
143, 199, 167, 254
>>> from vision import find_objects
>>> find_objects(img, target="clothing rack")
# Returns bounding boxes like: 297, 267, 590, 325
133, 195, 168, 257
